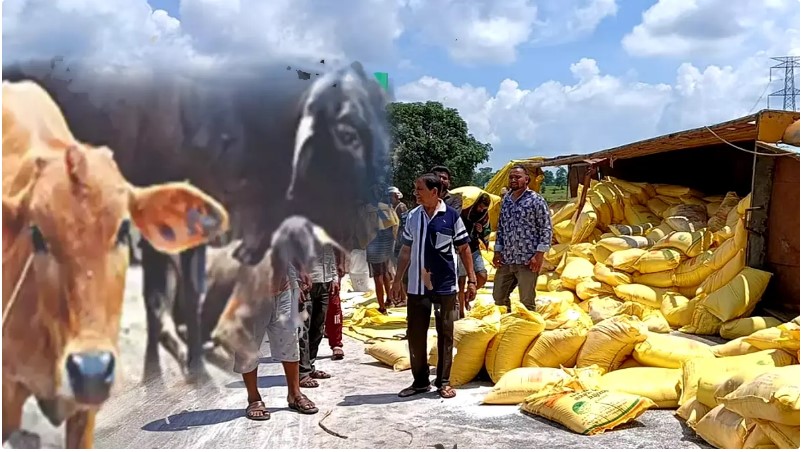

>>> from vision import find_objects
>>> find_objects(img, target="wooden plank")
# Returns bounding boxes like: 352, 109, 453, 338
747, 151, 775, 269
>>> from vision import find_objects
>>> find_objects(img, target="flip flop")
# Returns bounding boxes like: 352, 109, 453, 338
398, 385, 431, 398
288, 394, 319, 415
245, 400, 271, 421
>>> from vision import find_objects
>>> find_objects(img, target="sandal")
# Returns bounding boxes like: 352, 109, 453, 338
288, 394, 319, 415
310, 370, 332, 379
398, 385, 431, 398
331, 347, 344, 361
438, 386, 456, 399
245, 400, 271, 421
299, 376, 319, 388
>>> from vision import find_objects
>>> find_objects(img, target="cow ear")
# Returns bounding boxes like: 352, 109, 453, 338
128, 182, 229, 254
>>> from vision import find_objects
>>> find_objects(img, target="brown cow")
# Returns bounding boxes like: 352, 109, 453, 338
1, 80, 229, 448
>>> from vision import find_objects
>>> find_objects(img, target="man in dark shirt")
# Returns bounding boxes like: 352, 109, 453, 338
457, 193, 491, 317
391, 173, 476, 399
431, 166, 464, 212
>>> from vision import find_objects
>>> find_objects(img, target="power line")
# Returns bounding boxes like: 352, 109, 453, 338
767, 56, 800, 111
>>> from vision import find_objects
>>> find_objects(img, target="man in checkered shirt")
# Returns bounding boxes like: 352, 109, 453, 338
492, 165, 553, 310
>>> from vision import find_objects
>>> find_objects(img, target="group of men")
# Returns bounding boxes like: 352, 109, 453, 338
235, 163, 553, 419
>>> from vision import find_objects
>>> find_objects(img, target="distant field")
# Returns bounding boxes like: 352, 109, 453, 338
541, 185, 569, 203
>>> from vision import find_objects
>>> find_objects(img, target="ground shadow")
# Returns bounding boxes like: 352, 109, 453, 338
225, 375, 287, 389
337, 391, 439, 407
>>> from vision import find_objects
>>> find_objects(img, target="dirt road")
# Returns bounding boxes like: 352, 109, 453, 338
8, 267, 710, 449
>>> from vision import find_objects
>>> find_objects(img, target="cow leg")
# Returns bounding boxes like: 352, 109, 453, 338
180, 245, 207, 379
65, 410, 96, 449
141, 241, 187, 379
2, 380, 30, 443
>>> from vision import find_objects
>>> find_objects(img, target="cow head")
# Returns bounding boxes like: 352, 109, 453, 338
286, 61, 391, 251
3, 103, 228, 407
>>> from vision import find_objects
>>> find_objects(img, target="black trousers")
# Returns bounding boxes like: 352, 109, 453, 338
299, 282, 330, 378
407, 293, 457, 389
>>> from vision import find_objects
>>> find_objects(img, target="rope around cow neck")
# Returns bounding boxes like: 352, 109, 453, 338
3, 254, 34, 329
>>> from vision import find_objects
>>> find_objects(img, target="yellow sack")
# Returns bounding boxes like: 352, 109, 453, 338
696, 248, 746, 296
536, 272, 562, 292
588, 296, 625, 324
696, 364, 782, 409
632, 248, 684, 274
593, 262, 632, 287
569, 243, 597, 262
655, 184, 703, 199
614, 302, 671, 334
678, 299, 724, 335
673, 251, 716, 287
632, 270, 675, 288
756, 420, 801, 449
591, 244, 613, 265
588, 190, 612, 228
520, 389, 655, 435
614, 284, 672, 309
652, 230, 713, 258
365, 341, 413, 371
625, 203, 661, 226
545, 244, 570, 266
597, 235, 654, 252
694, 405, 750, 449
428, 318, 499, 387
605, 248, 647, 272
647, 197, 671, 218
720, 365, 801, 426
571, 200, 598, 244
599, 367, 681, 408
660, 292, 694, 328
645, 222, 675, 242
608, 223, 656, 236
560, 256, 595, 290
524, 325, 589, 368
743, 422, 780, 449
700, 267, 773, 322
708, 191, 740, 232
676, 397, 712, 427
551, 200, 579, 225
720, 316, 784, 340
485, 310, 546, 383
743, 320, 801, 353
575, 279, 614, 301
483, 367, 573, 405
679, 349, 797, 405
576, 315, 648, 373
712, 337, 763, 357
632, 333, 715, 369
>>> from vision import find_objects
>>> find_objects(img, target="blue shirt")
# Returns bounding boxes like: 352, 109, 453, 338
400, 200, 469, 295
494, 189, 553, 265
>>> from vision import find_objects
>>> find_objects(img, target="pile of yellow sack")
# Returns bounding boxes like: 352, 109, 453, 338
674, 324, 800, 449
540, 177, 777, 339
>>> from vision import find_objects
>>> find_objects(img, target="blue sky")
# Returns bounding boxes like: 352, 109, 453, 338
4, 0, 800, 169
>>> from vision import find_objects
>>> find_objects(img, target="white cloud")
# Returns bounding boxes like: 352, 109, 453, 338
622, 0, 798, 59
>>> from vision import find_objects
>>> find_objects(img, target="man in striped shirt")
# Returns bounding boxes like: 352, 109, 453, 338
391, 173, 477, 399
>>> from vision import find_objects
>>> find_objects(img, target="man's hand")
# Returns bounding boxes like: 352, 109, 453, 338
465, 282, 477, 302
492, 252, 504, 268
529, 252, 544, 274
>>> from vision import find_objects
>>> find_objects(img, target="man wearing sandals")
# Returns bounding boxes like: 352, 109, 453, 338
298, 245, 345, 389
237, 265, 319, 420
391, 173, 477, 399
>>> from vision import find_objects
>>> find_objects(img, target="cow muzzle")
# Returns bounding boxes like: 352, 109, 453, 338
65, 350, 116, 405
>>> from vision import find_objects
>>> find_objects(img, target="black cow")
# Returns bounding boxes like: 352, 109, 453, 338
3, 58, 390, 380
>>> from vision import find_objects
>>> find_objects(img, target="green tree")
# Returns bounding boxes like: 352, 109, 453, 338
555, 167, 568, 186
387, 101, 492, 200
472, 167, 495, 188
543, 169, 555, 186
